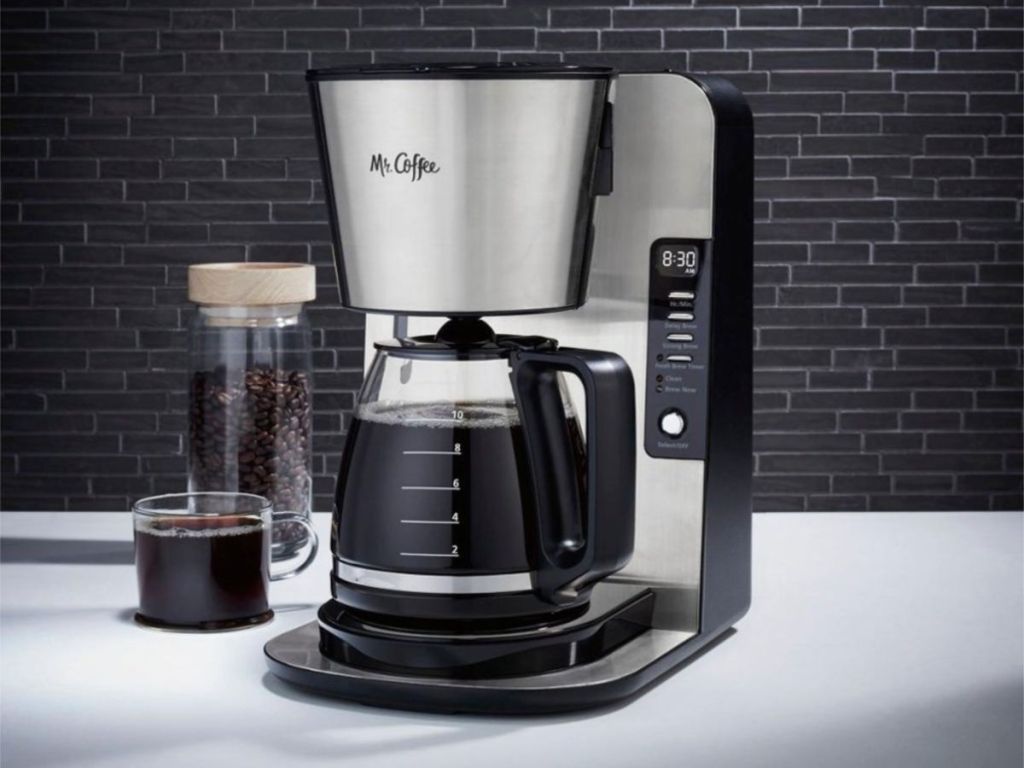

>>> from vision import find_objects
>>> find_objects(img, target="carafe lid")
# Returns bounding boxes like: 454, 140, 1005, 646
375, 318, 556, 360
188, 262, 316, 306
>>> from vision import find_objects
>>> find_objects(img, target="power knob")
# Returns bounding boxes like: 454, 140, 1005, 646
658, 409, 687, 438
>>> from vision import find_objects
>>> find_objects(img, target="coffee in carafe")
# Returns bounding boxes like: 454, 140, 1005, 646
336, 400, 586, 576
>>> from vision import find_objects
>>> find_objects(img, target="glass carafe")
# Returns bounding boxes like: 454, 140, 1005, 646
331, 319, 636, 625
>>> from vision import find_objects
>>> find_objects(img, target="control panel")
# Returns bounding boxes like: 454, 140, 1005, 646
644, 239, 712, 460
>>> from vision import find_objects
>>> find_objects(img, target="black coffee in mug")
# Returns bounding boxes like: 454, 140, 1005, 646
132, 492, 318, 631
135, 514, 272, 630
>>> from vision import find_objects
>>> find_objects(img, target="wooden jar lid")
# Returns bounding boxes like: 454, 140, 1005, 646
188, 263, 316, 306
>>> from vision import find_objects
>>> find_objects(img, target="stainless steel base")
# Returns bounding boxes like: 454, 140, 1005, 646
264, 588, 732, 714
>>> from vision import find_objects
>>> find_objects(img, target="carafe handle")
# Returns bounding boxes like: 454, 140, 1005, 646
510, 348, 635, 606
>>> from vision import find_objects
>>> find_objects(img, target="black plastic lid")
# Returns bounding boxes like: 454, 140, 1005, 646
373, 319, 557, 360
374, 335, 558, 360
307, 62, 614, 82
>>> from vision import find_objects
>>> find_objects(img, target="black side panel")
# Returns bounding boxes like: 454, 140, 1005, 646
688, 75, 754, 634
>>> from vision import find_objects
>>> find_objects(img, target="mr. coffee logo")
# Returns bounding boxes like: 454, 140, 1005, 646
369, 152, 440, 182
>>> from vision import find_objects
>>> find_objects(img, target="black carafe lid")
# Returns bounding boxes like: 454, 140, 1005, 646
373, 318, 557, 360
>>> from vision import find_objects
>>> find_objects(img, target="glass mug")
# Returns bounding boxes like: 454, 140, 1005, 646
132, 492, 318, 631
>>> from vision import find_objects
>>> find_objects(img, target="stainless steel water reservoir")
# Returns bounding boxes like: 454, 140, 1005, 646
307, 64, 614, 316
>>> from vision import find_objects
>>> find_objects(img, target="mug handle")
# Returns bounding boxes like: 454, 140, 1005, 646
270, 513, 319, 582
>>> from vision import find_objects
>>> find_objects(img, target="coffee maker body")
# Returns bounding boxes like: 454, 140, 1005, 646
266, 68, 753, 713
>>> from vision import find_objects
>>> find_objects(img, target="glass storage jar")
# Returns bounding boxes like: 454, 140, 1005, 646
187, 263, 315, 556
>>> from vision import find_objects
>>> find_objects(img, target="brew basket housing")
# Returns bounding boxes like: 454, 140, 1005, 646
307, 64, 614, 316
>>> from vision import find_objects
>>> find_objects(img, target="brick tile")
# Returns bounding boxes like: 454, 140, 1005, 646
225, 31, 285, 51
612, 8, 736, 29
49, 10, 170, 30
237, 9, 358, 30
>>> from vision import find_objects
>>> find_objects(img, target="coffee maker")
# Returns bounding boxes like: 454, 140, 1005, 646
265, 65, 753, 714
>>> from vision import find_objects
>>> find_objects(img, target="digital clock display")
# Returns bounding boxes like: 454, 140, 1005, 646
654, 243, 700, 278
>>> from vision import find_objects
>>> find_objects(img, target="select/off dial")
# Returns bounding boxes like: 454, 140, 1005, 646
658, 409, 687, 438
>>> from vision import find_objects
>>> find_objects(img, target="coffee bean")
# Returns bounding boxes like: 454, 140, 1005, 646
189, 365, 312, 548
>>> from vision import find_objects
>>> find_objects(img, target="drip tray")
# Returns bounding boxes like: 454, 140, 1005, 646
318, 585, 654, 679
265, 583, 705, 714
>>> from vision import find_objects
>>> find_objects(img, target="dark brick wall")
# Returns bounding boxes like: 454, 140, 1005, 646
2, 1, 1022, 513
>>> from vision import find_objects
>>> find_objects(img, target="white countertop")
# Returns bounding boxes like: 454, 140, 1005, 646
1, 511, 1021, 768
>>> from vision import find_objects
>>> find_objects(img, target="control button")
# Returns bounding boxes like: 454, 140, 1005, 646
658, 409, 687, 438
668, 291, 695, 301
666, 354, 693, 363
668, 312, 694, 322
666, 333, 693, 343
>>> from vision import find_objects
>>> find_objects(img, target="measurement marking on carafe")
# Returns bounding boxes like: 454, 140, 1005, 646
400, 485, 459, 491
400, 519, 458, 525
402, 543, 460, 558
402, 450, 460, 456
399, 552, 459, 558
